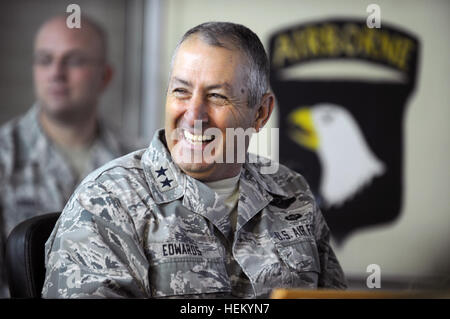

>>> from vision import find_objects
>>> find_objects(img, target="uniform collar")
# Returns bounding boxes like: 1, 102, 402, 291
89, 120, 124, 170
233, 154, 292, 232
20, 104, 51, 165
141, 129, 236, 239
23, 104, 76, 169
243, 153, 290, 198
141, 129, 185, 203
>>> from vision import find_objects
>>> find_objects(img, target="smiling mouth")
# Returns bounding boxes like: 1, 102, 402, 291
183, 129, 215, 144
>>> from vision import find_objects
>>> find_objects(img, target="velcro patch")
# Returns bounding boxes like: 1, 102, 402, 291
151, 165, 178, 192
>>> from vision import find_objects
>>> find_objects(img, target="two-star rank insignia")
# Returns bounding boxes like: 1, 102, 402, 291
152, 165, 177, 192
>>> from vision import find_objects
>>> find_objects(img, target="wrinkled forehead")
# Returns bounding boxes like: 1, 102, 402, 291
171, 35, 250, 78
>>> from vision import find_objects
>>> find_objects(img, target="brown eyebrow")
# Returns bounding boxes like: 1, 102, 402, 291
172, 77, 232, 92
34, 49, 88, 56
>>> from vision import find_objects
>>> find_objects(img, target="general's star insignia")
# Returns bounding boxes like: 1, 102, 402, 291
155, 166, 168, 177
161, 177, 173, 188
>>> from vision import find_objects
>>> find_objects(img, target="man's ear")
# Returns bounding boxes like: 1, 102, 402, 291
100, 64, 114, 92
254, 93, 275, 132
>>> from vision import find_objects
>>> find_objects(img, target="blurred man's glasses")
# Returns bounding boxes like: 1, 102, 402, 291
33, 53, 103, 68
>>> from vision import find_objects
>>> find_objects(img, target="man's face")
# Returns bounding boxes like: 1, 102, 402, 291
33, 18, 110, 123
165, 36, 259, 182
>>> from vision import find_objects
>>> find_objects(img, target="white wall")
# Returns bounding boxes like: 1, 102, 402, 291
160, 0, 450, 286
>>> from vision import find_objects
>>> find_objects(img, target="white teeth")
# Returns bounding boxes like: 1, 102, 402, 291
183, 130, 213, 143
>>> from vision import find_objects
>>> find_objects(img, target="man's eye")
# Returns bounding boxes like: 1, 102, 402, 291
34, 55, 52, 66
173, 88, 189, 96
65, 56, 88, 67
209, 93, 227, 100
209, 93, 228, 105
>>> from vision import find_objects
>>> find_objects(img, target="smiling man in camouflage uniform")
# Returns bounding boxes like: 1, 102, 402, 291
42, 22, 347, 298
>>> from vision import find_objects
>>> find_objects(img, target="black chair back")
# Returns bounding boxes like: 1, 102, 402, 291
5, 212, 60, 298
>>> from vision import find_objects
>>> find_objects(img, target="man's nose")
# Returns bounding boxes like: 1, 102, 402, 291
185, 93, 208, 125
49, 60, 67, 82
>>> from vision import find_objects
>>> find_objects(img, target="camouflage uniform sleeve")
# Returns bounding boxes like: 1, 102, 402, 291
314, 206, 348, 289
41, 181, 151, 298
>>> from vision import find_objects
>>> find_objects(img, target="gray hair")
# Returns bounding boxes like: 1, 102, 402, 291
170, 22, 270, 108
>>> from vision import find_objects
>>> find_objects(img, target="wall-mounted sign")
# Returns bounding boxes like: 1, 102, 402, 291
269, 19, 419, 244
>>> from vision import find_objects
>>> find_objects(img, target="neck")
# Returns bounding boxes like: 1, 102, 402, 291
39, 109, 98, 148
205, 173, 240, 189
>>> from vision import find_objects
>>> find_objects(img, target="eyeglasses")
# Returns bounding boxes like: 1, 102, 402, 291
33, 53, 103, 68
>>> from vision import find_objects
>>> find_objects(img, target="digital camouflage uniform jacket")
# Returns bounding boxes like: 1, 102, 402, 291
0, 105, 136, 297
42, 129, 346, 298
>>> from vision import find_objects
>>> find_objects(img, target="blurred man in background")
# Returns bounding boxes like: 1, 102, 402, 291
0, 15, 136, 297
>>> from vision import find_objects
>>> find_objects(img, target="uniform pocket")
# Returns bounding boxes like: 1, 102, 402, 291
147, 240, 231, 297
275, 237, 321, 288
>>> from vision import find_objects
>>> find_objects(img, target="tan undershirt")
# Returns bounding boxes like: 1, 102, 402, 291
54, 143, 92, 184
205, 173, 240, 233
